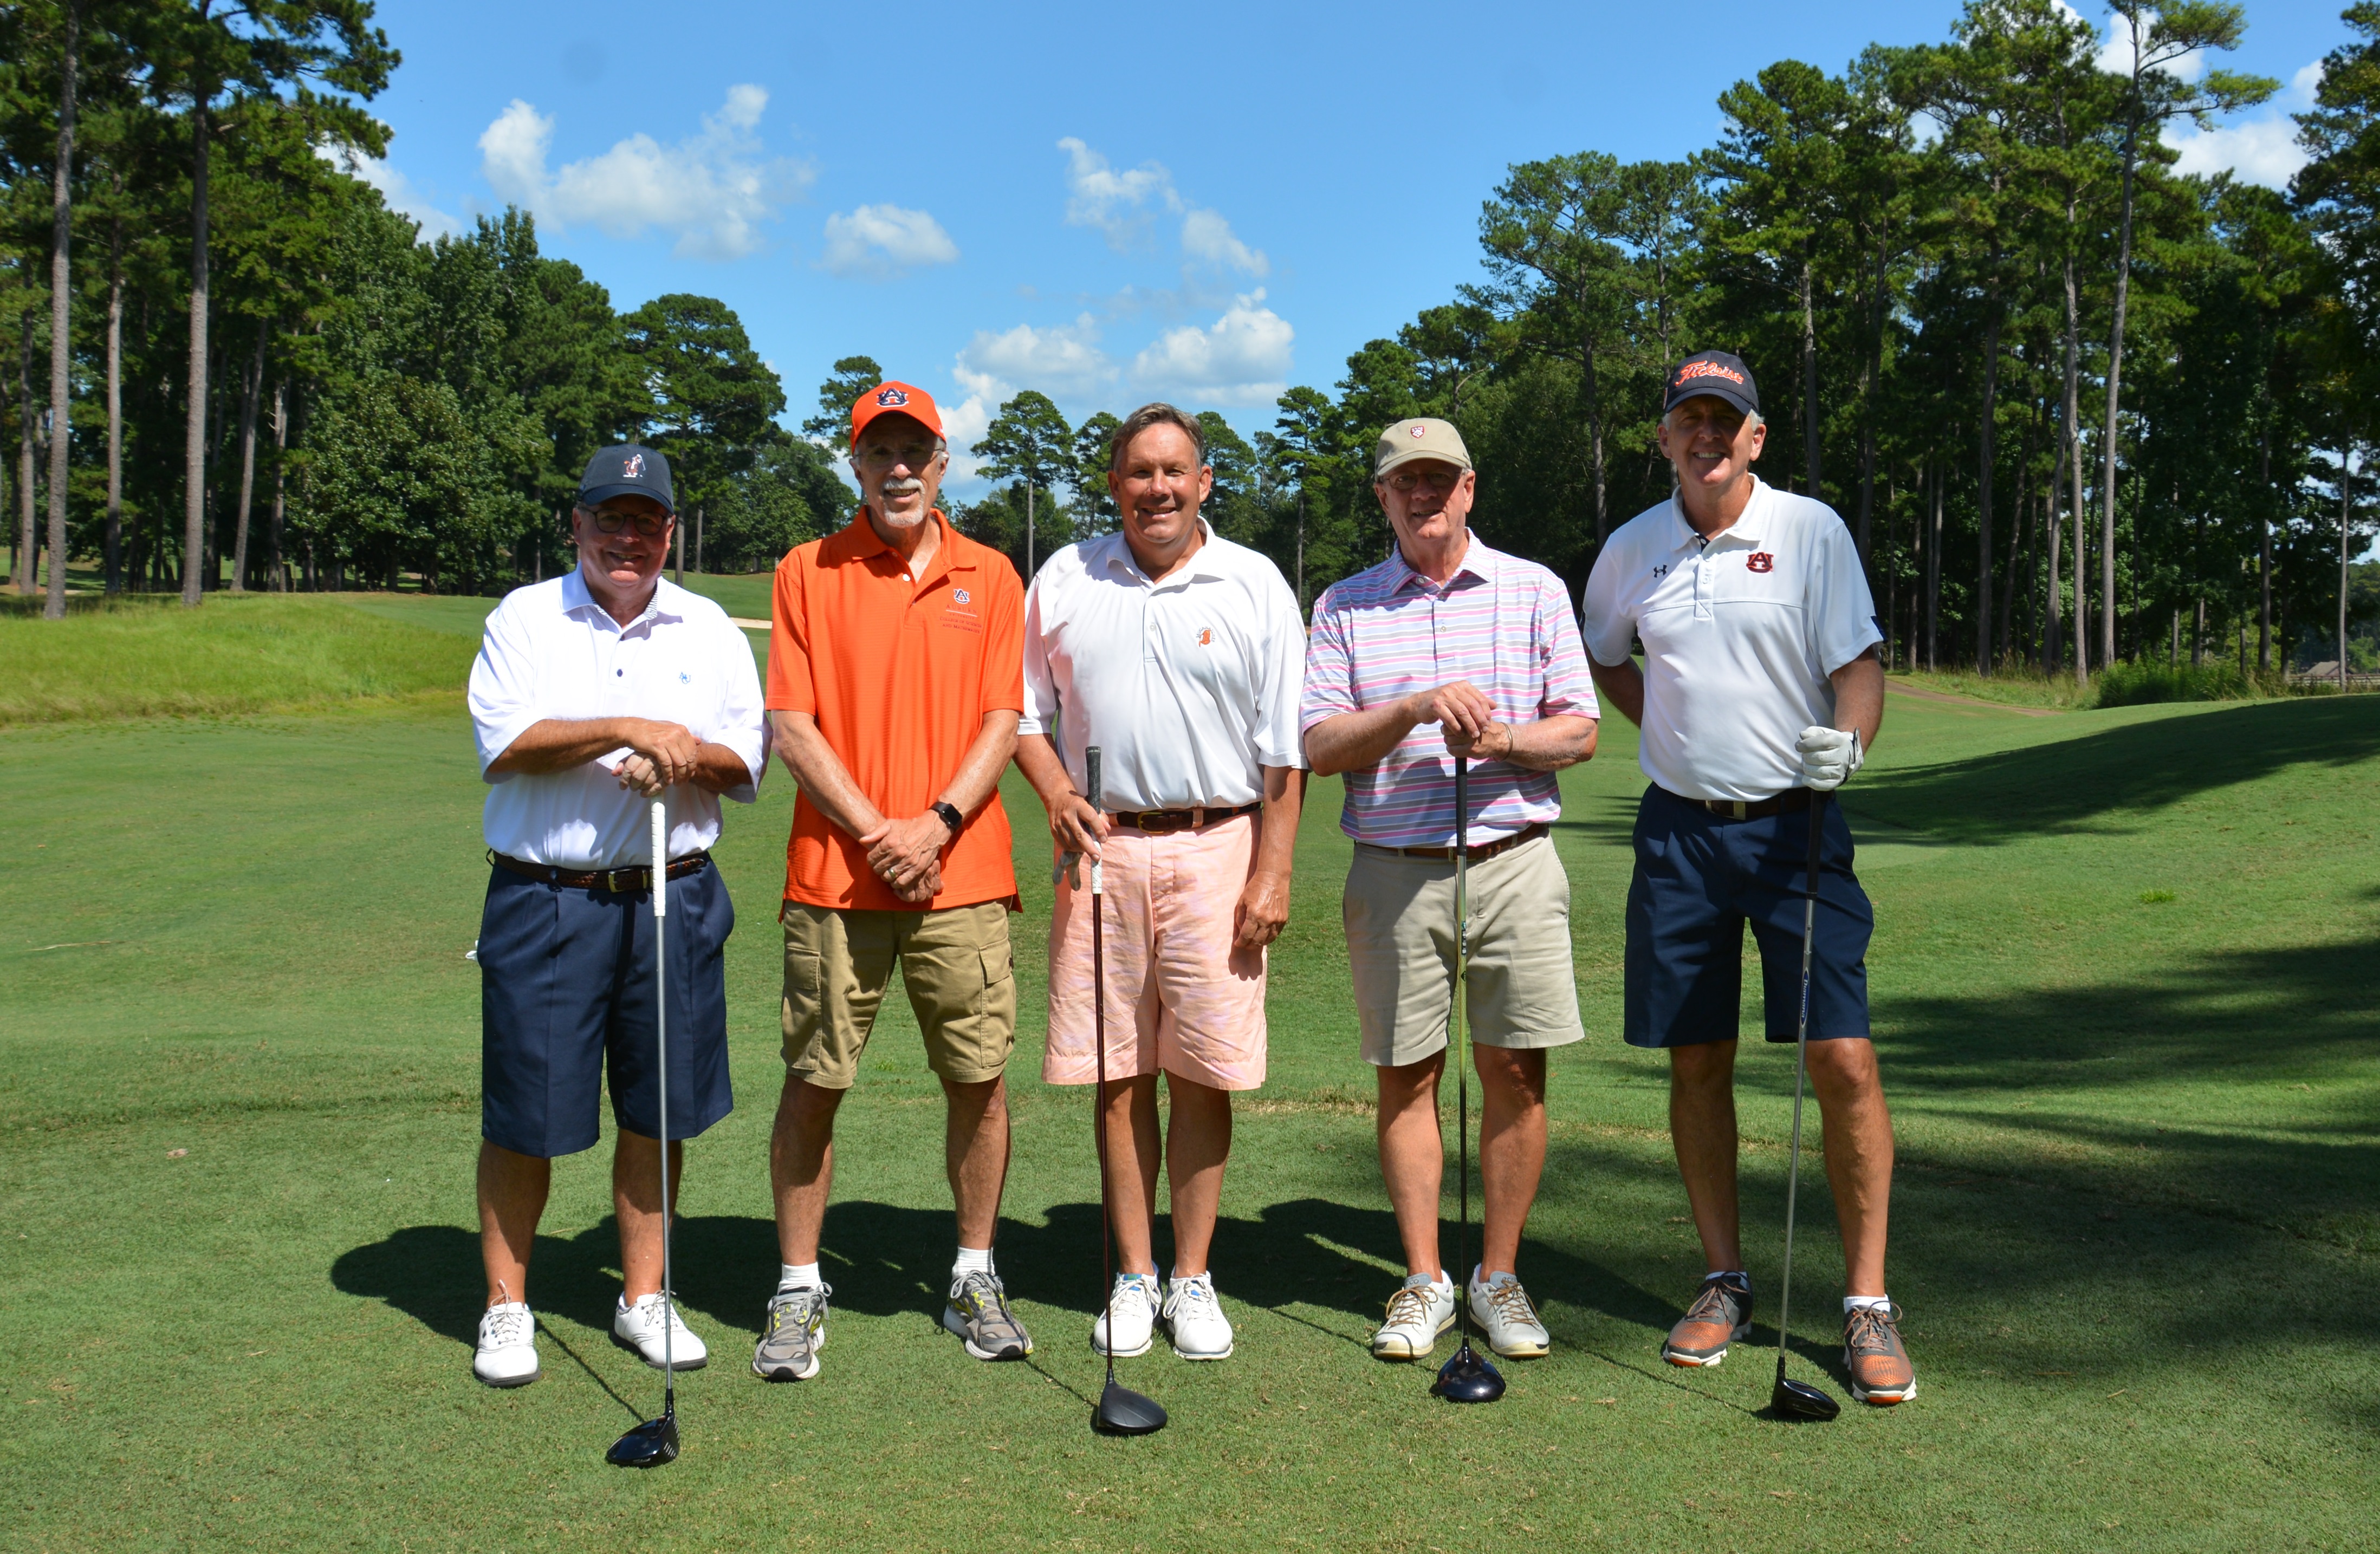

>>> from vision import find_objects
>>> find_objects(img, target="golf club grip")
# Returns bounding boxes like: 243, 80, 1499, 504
1804, 789, 1826, 894
1085, 745, 1101, 812
651, 799, 667, 918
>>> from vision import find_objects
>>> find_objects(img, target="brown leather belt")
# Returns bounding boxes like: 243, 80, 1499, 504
488, 848, 711, 894
1373, 821, 1549, 863
1661, 786, 1824, 822
1108, 802, 1262, 835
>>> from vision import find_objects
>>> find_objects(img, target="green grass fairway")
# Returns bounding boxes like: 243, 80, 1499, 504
2, 665, 2374, 1548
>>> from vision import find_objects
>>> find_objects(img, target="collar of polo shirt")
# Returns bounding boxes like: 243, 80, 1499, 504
560, 566, 684, 630
1099, 519, 1227, 589
1390, 530, 1494, 593
1671, 477, 1770, 551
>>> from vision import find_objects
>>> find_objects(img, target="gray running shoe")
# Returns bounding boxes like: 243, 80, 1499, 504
753, 1283, 830, 1382
943, 1270, 1035, 1361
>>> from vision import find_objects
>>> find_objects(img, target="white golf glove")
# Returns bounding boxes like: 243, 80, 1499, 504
1796, 726, 1863, 791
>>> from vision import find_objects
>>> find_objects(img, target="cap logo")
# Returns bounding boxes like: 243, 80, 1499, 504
623, 452, 645, 478
1409, 425, 1426, 438
1677, 360, 1746, 387
876, 387, 909, 407
1747, 552, 1775, 574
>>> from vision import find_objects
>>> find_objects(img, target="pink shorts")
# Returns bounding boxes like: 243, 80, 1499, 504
1042, 812, 1268, 1091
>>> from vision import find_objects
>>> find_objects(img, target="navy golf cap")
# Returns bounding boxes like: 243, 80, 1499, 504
1664, 350, 1760, 417
578, 444, 676, 515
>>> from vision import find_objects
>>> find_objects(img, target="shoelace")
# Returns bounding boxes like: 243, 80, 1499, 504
630, 1294, 683, 1331
482, 1306, 532, 1347
1480, 1279, 1540, 1328
1685, 1280, 1742, 1324
1383, 1284, 1438, 1329
770, 1288, 825, 1331
1845, 1305, 1901, 1357
1169, 1279, 1220, 1319
955, 1273, 1015, 1326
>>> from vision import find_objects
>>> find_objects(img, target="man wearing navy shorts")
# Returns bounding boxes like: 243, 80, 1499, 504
1581, 352, 1912, 1406
464, 444, 767, 1388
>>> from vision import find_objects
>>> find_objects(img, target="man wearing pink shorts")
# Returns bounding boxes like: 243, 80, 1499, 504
1015, 402, 1308, 1364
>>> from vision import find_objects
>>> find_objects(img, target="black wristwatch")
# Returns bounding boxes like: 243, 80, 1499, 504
930, 801, 964, 837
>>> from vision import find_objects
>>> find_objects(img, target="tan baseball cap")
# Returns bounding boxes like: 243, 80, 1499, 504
1374, 417, 1472, 479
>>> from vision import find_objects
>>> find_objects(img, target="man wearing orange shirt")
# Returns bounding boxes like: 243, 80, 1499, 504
754, 381, 1032, 1381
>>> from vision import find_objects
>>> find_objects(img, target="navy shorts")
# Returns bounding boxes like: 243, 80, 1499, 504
1623, 785, 1872, 1049
479, 860, 737, 1158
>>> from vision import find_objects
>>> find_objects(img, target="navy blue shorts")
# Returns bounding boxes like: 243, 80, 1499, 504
1623, 785, 1873, 1049
479, 860, 736, 1159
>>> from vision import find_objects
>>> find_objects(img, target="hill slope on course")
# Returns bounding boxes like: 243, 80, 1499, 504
0, 645, 2372, 1549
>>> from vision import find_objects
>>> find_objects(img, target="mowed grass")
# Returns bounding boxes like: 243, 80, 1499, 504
1, 621, 2375, 1550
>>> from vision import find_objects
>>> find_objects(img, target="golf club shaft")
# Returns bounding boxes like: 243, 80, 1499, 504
1452, 756, 1470, 1335
1086, 747, 1113, 1388
1776, 792, 1826, 1377
651, 797, 672, 1399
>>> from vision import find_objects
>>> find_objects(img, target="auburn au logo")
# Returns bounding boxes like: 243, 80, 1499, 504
876, 386, 909, 406
1196, 627, 1215, 646
1747, 552, 1775, 573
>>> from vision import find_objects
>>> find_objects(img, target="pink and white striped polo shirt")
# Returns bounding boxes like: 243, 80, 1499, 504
1299, 534, 1598, 847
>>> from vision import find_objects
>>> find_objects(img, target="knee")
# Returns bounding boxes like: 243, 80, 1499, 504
1376, 1058, 1442, 1116
1806, 1039, 1883, 1107
1475, 1047, 1546, 1106
1668, 1041, 1737, 1096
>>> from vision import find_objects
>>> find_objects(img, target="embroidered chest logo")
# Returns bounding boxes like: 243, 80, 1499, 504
953, 588, 971, 604
678, 670, 690, 684
1196, 627, 1215, 646
1651, 563, 1669, 580
1746, 552, 1775, 574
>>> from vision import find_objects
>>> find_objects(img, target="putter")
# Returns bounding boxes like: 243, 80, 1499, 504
1084, 746, 1166, 1436
1432, 755, 1505, 1405
609, 797, 683, 1467
1769, 792, 1842, 1424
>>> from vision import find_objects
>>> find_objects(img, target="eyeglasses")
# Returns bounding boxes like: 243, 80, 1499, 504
588, 507, 670, 537
1383, 468, 1463, 494
854, 443, 944, 470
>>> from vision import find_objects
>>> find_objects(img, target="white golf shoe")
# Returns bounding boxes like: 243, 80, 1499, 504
613, 1292, 709, 1370
474, 1300, 540, 1387
1091, 1272, 1159, 1357
1467, 1267, 1551, 1359
1372, 1273, 1457, 1361
1162, 1272, 1235, 1361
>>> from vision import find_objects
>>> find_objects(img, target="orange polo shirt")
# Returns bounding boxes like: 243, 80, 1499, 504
766, 512, 1024, 912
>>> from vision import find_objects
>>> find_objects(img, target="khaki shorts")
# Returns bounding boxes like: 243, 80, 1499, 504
1344, 834, 1585, 1067
780, 900, 1017, 1089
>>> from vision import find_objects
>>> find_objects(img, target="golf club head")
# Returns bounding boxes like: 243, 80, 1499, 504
1092, 1379, 1168, 1436
1432, 1342, 1506, 1404
606, 1409, 680, 1467
1769, 1369, 1841, 1422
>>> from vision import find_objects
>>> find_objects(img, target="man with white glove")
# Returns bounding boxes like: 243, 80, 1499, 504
1581, 350, 1913, 1407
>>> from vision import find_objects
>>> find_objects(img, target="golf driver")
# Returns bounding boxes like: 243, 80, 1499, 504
1769, 791, 1842, 1423
1084, 746, 1166, 1436
609, 797, 683, 1467
1432, 755, 1504, 1406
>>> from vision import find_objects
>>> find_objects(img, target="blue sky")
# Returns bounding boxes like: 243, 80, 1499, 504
356, 0, 2353, 495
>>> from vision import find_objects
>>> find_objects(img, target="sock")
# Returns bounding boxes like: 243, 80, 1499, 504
952, 1246, 995, 1279
779, 1261, 821, 1292
1845, 1293, 1891, 1314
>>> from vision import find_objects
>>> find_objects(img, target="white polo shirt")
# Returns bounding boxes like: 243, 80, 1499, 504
469, 570, 768, 868
1020, 523, 1307, 813
1582, 478, 1881, 804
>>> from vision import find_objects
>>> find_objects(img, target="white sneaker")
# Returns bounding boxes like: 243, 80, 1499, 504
474, 1301, 540, 1387
1091, 1272, 1159, 1357
1372, 1274, 1457, 1361
1468, 1267, 1551, 1359
1162, 1272, 1235, 1361
613, 1292, 709, 1370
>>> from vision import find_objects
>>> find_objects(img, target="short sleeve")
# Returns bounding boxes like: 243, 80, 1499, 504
1254, 567, 1309, 770
981, 558, 1027, 716
706, 612, 768, 801
764, 554, 814, 714
468, 593, 543, 782
1580, 538, 1637, 668
1018, 574, 1059, 737
1808, 516, 1883, 675
1298, 588, 1356, 733
1534, 574, 1600, 721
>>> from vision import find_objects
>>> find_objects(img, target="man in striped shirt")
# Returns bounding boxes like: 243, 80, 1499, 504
1301, 417, 1599, 1366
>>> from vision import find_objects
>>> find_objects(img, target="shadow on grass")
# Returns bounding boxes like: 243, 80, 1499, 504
1854, 696, 2380, 843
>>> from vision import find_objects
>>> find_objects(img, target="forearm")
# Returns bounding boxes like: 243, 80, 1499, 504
1013, 731, 1074, 813
1303, 699, 1418, 777
1832, 651, 1884, 750
1500, 713, 1597, 772
1588, 658, 1645, 727
769, 711, 885, 838
1253, 765, 1304, 877
938, 712, 1022, 817
690, 743, 755, 794
488, 718, 644, 777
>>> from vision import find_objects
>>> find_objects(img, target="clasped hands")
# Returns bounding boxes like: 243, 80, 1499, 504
1408, 679, 1514, 762
861, 811, 956, 903
608, 719, 703, 798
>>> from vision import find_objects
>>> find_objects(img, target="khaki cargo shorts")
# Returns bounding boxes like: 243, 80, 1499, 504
1343, 834, 1586, 1068
780, 900, 1017, 1089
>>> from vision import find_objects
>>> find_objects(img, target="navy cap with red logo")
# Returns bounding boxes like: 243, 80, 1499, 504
578, 443, 676, 515
1664, 350, 1760, 418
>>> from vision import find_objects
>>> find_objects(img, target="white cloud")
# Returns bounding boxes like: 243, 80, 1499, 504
477, 86, 812, 259
2164, 117, 2308, 188
2090, 7, 2204, 82
957, 315, 1113, 397
819, 205, 959, 277
2292, 60, 2326, 106
1055, 136, 1268, 275
320, 145, 461, 240
1179, 207, 1268, 277
1130, 290, 1294, 406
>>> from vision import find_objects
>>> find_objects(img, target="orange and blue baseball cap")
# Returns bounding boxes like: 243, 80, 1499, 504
849, 381, 944, 446
1664, 350, 1760, 417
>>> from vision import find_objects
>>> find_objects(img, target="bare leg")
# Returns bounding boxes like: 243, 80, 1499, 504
1668, 1040, 1743, 1273
1473, 1045, 1547, 1280
769, 1074, 846, 1265
1162, 1073, 1234, 1278
1099, 1074, 1163, 1276
613, 1128, 685, 1303
1805, 1038, 1895, 1298
479, 1140, 550, 1308
1376, 1054, 1448, 1280
943, 1075, 1011, 1251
